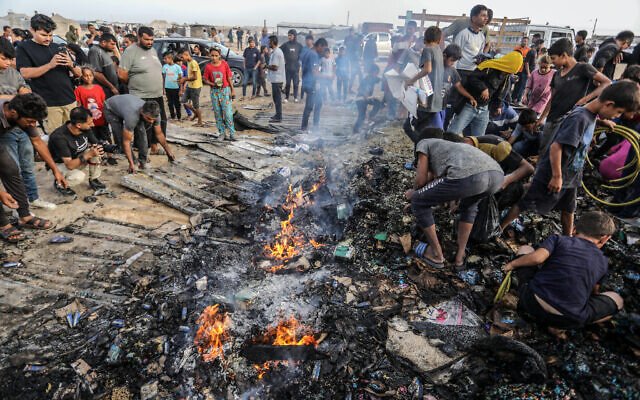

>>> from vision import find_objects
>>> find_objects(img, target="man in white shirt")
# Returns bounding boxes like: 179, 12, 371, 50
452, 4, 489, 79
267, 35, 285, 123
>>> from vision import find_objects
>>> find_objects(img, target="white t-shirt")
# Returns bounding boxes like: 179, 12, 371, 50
453, 28, 486, 71
268, 47, 286, 84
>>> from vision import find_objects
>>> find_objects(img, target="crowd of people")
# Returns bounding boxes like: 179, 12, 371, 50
1, 7, 640, 339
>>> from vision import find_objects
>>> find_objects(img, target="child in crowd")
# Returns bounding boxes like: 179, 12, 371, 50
319, 48, 335, 101
523, 55, 554, 116
0, 38, 30, 98
441, 44, 476, 131
503, 211, 623, 338
501, 81, 640, 236
353, 63, 382, 133
162, 52, 182, 120
74, 66, 108, 142
176, 58, 192, 119
508, 108, 541, 158
203, 47, 236, 141
255, 45, 269, 97
335, 47, 349, 102
537, 38, 611, 152
486, 100, 519, 137
406, 26, 445, 129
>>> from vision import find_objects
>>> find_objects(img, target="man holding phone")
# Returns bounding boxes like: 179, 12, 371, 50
48, 107, 107, 194
16, 14, 81, 133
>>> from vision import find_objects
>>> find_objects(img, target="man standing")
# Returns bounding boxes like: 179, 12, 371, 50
178, 48, 203, 126
574, 30, 590, 63
118, 26, 168, 153
104, 94, 175, 174
242, 38, 261, 100
88, 33, 119, 97
2, 26, 11, 43
84, 23, 99, 48
592, 30, 635, 79
16, 14, 81, 134
267, 35, 285, 123
452, 5, 489, 82
260, 28, 270, 48
48, 107, 106, 192
512, 37, 531, 105
65, 25, 79, 45
236, 28, 244, 51
280, 29, 303, 103
300, 38, 327, 131
0, 93, 68, 210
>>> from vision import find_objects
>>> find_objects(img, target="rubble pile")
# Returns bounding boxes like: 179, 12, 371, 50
0, 132, 639, 399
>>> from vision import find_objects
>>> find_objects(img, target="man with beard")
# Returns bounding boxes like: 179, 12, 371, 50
280, 29, 303, 103
88, 33, 119, 97
118, 26, 167, 154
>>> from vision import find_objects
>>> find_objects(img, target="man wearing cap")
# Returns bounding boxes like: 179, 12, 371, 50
280, 29, 303, 103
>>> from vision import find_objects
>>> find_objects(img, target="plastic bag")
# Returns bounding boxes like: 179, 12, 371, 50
470, 194, 501, 243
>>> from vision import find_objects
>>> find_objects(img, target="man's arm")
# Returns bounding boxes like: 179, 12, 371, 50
503, 159, 535, 189
121, 127, 136, 172
548, 142, 563, 192
29, 136, 68, 187
19, 55, 59, 79
576, 72, 611, 105
453, 82, 478, 107
153, 124, 175, 161
94, 71, 118, 94
503, 248, 550, 271
118, 67, 129, 83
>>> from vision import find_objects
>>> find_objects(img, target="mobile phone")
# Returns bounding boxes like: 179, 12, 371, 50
57, 45, 68, 54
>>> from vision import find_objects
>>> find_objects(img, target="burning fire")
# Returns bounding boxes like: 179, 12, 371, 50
194, 304, 231, 362
253, 316, 319, 379
263, 171, 326, 266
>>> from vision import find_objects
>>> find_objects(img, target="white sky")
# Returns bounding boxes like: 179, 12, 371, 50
3, 0, 639, 36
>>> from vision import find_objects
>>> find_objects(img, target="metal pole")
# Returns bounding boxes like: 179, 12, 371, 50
347, 11, 350, 26
591, 18, 597, 38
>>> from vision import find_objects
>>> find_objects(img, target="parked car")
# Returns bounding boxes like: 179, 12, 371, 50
503, 24, 575, 50
363, 32, 392, 58
152, 37, 245, 87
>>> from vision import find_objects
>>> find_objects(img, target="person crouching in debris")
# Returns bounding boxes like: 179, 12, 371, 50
104, 94, 176, 173
500, 81, 640, 236
459, 134, 534, 210
353, 63, 382, 133
48, 107, 106, 195
405, 138, 504, 269
502, 211, 623, 338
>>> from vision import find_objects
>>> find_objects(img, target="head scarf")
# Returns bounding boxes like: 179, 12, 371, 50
478, 51, 523, 74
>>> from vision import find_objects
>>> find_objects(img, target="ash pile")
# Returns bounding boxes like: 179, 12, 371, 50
1, 133, 639, 400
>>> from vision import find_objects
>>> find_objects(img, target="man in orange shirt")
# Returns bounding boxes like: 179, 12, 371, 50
512, 37, 532, 105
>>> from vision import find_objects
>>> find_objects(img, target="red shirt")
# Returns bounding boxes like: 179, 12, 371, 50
203, 61, 232, 88
74, 85, 106, 126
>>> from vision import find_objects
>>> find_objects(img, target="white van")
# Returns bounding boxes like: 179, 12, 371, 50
363, 32, 392, 58
502, 24, 575, 49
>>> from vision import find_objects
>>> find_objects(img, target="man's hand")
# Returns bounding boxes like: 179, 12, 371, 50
48, 54, 62, 69
0, 191, 18, 209
468, 97, 478, 108
128, 163, 137, 174
53, 170, 68, 188
110, 85, 120, 95
480, 89, 489, 101
502, 262, 514, 273
167, 152, 176, 163
58, 52, 74, 68
548, 175, 562, 193
599, 119, 617, 131
404, 189, 415, 200
614, 52, 624, 64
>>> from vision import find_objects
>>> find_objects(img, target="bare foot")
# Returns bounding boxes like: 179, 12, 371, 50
547, 326, 568, 340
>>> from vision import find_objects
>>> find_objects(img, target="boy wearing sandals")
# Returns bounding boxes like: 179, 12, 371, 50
503, 211, 623, 338
178, 49, 203, 127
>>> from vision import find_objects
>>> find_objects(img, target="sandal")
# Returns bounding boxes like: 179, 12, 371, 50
0, 225, 26, 243
192, 122, 205, 127
421, 256, 445, 269
18, 216, 54, 230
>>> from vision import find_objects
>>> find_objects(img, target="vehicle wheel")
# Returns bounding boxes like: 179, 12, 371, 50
231, 69, 243, 87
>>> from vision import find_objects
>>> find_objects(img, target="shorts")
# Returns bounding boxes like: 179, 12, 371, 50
518, 281, 619, 329
182, 87, 201, 109
518, 179, 577, 214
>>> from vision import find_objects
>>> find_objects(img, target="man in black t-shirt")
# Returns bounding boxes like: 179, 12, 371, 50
48, 107, 106, 192
16, 14, 81, 133
280, 29, 303, 102
573, 30, 590, 63
591, 30, 635, 79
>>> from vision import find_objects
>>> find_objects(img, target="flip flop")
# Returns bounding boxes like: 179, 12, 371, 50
18, 216, 54, 230
0, 225, 26, 243
421, 256, 445, 269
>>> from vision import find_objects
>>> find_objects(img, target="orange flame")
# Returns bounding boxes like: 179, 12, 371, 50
194, 304, 231, 362
263, 170, 326, 266
253, 316, 318, 379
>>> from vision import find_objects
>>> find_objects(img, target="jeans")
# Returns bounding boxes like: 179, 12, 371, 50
0, 127, 39, 202
271, 83, 283, 119
0, 144, 30, 225
512, 71, 528, 104
242, 68, 258, 97
336, 73, 348, 101
285, 67, 300, 100
448, 103, 490, 136
165, 88, 181, 119
354, 98, 383, 132
301, 86, 322, 130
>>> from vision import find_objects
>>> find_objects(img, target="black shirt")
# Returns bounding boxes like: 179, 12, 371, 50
16, 40, 76, 106
548, 62, 597, 121
574, 43, 589, 63
243, 47, 261, 69
48, 123, 99, 163
592, 40, 619, 79
464, 68, 511, 107
280, 40, 303, 68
